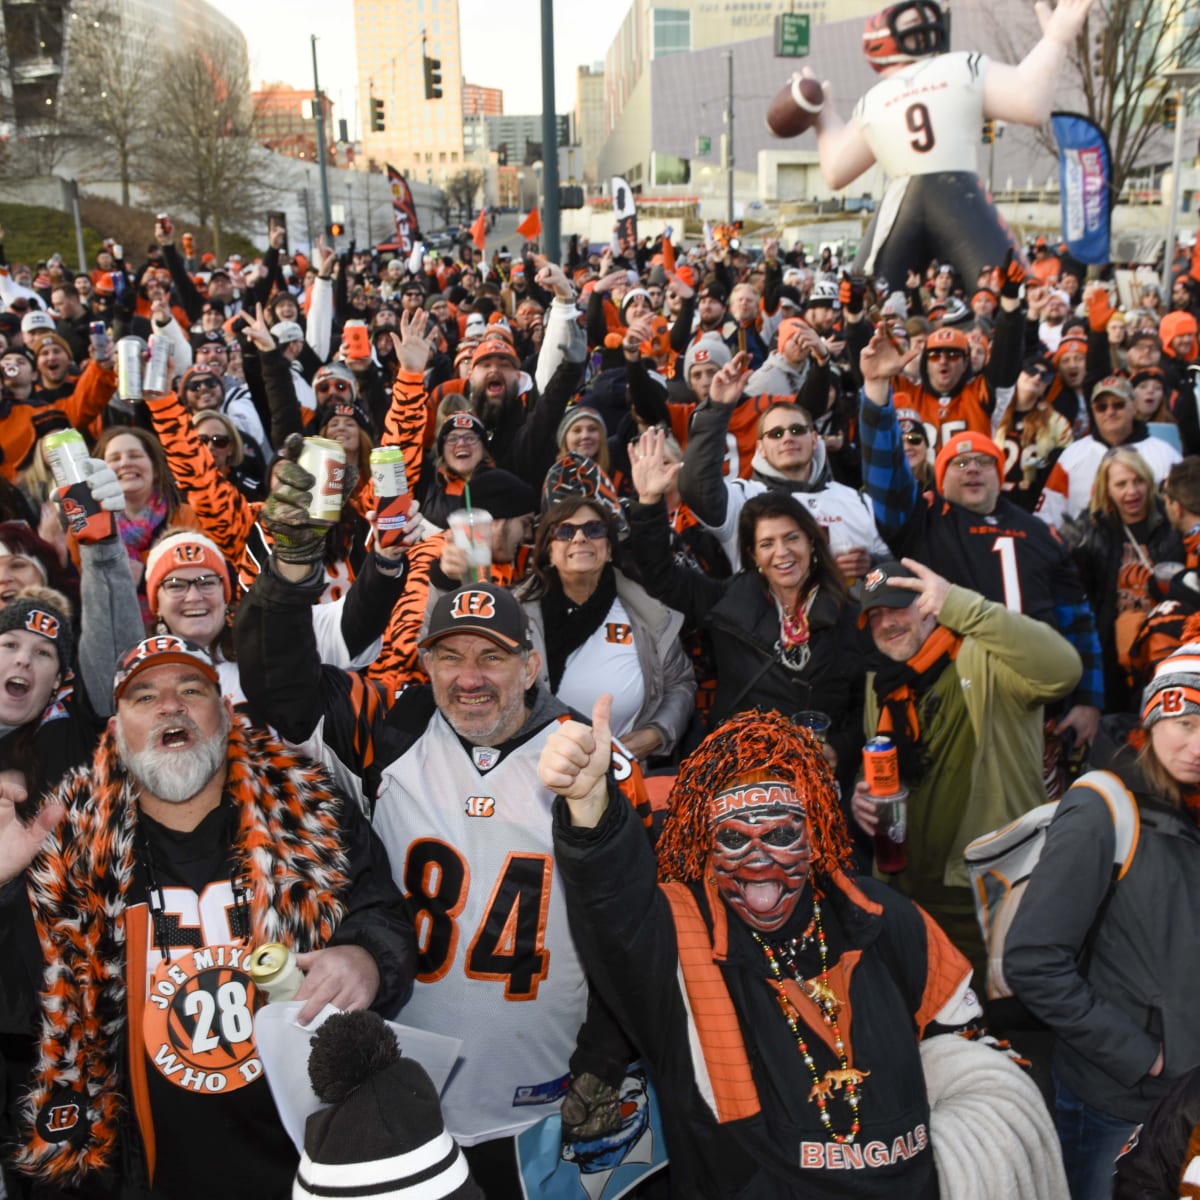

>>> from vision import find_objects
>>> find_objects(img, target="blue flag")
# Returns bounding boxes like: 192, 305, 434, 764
1050, 112, 1112, 265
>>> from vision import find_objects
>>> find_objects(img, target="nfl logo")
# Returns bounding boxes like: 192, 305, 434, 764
473, 747, 500, 770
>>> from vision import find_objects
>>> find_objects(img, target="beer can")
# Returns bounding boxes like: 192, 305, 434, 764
116, 336, 146, 402
863, 735, 901, 797
370, 446, 409, 498
298, 436, 346, 525
143, 333, 172, 395
43, 429, 91, 488
370, 446, 413, 547
88, 320, 110, 361
246, 942, 305, 1004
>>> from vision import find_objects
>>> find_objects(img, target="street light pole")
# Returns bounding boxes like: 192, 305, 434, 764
725, 50, 734, 224
1161, 70, 1200, 291
540, 0, 560, 257
311, 35, 332, 234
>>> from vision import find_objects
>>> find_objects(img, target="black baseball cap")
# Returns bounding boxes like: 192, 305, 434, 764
420, 584, 532, 653
853, 562, 917, 628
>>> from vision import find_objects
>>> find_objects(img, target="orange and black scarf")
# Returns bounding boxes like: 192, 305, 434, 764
873, 626, 963, 779
16, 719, 350, 1185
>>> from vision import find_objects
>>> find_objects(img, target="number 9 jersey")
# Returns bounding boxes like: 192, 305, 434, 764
852, 51, 990, 177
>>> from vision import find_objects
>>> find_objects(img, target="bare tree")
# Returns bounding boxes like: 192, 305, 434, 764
445, 168, 483, 223
59, 0, 156, 206
140, 41, 275, 259
985, 0, 1200, 194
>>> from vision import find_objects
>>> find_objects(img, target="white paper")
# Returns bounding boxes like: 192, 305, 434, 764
255, 1002, 463, 1151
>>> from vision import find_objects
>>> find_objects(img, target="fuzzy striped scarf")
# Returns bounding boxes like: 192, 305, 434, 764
15, 718, 350, 1185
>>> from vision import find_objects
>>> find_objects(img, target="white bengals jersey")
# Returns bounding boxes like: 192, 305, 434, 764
852, 52, 990, 178
373, 712, 593, 1145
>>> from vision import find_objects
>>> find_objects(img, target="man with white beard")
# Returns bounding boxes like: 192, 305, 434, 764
0, 636, 415, 1200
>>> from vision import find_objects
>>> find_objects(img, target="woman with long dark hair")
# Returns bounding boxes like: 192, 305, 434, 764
627, 428, 865, 795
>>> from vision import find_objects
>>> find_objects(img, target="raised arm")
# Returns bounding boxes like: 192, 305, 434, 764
982, 0, 1094, 126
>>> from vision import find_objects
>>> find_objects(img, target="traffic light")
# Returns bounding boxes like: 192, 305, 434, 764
1163, 94, 1179, 130
981, 119, 996, 145
370, 97, 385, 132
423, 55, 443, 100
328, 222, 345, 238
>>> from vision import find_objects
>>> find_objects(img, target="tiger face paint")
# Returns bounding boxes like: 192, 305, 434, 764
709, 782, 810, 932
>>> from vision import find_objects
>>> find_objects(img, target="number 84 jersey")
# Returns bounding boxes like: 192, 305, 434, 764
373, 709, 642, 1147
853, 52, 990, 178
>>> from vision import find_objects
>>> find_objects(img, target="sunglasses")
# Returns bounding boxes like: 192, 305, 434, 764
763, 423, 813, 439
927, 349, 965, 362
1093, 400, 1128, 413
187, 378, 221, 390
198, 433, 232, 449
316, 378, 351, 394
902, 432, 926, 446
552, 519, 608, 542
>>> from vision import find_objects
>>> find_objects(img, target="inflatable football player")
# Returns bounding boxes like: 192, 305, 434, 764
810, 0, 1093, 289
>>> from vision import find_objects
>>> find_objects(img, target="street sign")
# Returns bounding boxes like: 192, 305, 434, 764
774, 13, 810, 57
696, 135, 712, 156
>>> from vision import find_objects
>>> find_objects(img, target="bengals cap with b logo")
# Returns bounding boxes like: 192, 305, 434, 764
0, 585, 74, 671
420, 583, 531, 653
113, 635, 219, 702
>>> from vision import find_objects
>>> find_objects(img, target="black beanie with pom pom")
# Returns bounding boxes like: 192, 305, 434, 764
294, 1010, 482, 1199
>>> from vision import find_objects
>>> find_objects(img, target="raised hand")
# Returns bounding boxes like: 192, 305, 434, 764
888, 557, 952, 621
708, 351, 753, 407
261, 433, 327, 567
538, 694, 613, 828
0, 783, 64, 888
860, 324, 919, 404
630, 427, 682, 504
390, 309, 432, 374
242, 303, 276, 353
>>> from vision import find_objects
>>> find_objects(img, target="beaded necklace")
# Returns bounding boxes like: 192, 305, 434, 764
752, 899, 865, 1143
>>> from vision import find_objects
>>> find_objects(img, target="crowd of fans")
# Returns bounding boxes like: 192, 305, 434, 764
0, 214, 1198, 1200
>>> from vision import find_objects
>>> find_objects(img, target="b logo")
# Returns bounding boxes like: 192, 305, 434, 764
694, 348, 711, 363
1161, 687, 1186, 715
24, 610, 60, 640
605, 622, 633, 645
172, 543, 204, 564
863, 568, 886, 592
450, 591, 496, 620
45, 1104, 78, 1133
450, 412, 477, 430
465, 796, 496, 818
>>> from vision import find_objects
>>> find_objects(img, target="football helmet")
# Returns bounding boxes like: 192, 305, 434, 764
863, 1, 948, 73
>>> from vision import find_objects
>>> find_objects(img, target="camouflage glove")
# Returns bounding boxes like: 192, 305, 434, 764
261, 433, 328, 565
559, 1072, 623, 1143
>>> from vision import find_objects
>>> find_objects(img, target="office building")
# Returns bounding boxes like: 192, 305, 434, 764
354, 0, 464, 184
253, 82, 334, 163
575, 64, 605, 185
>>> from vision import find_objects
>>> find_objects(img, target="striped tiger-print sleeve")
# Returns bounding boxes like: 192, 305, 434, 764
381, 369, 430, 495
366, 533, 443, 699
147, 393, 259, 561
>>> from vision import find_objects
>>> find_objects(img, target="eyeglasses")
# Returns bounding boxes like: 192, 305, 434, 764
159, 574, 223, 596
316, 378, 351, 394
197, 433, 231, 449
927, 350, 965, 362
1093, 400, 1128, 413
763, 424, 813, 439
948, 454, 996, 472
902, 432, 926, 446
443, 432, 481, 447
552, 519, 608, 541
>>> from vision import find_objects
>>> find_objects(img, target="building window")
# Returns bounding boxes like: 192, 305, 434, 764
652, 9, 690, 57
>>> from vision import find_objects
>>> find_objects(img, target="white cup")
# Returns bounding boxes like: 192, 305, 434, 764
448, 508, 493, 582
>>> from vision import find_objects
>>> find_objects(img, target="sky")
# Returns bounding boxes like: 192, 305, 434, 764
207, 0, 625, 138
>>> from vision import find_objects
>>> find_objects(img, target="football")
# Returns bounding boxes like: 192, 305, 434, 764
766, 74, 826, 139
